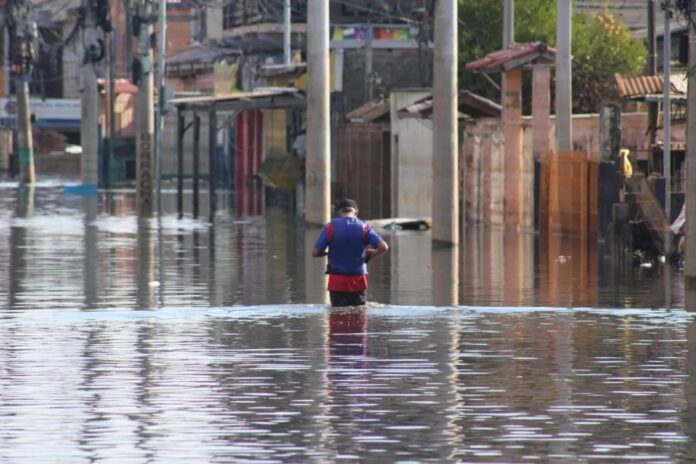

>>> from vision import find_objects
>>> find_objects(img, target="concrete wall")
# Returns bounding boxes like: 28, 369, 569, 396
464, 111, 663, 227
543, 112, 681, 160
389, 89, 432, 218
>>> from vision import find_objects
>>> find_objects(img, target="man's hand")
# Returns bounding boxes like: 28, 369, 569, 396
365, 241, 388, 262
312, 248, 328, 258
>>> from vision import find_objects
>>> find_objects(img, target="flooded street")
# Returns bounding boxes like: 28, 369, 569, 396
2, 181, 696, 462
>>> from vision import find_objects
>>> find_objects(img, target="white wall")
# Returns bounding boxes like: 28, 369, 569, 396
389, 89, 432, 218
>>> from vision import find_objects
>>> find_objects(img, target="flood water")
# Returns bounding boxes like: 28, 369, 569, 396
2, 181, 696, 463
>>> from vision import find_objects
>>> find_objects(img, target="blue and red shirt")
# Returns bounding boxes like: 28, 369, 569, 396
314, 217, 384, 292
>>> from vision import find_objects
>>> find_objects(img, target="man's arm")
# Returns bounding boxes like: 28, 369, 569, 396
312, 226, 330, 257
366, 240, 388, 261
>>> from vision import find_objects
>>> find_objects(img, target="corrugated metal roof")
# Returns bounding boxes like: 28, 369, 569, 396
614, 73, 686, 99
465, 42, 556, 73
345, 97, 390, 123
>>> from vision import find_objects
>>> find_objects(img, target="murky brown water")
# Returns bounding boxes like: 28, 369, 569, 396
1, 182, 696, 463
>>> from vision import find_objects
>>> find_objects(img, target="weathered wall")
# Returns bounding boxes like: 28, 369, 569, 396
464, 112, 663, 228
544, 112, 681, 160
389, 89, 431, 218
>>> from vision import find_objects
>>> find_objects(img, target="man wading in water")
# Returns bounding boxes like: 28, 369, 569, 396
312, 199, 389, 307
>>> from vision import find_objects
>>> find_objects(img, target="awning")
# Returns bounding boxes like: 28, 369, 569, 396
167, 43, 241, 77
171, 87, 305, 112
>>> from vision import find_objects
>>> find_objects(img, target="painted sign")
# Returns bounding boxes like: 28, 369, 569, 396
0, 97, 81, 129
331, 25, 421, 49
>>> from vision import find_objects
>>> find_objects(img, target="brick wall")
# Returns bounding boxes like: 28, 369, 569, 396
342, 48, 430, 113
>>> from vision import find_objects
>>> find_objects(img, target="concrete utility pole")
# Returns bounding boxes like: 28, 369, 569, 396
134, 0, 155, 217
155, 0, 167, 214
81, 0, 101, 190
305, 0, 330, 225
663, 0, 672, 222
284, 0, 291, 64
6, 0, 36, 184
555, 0, 572, 153
503, 0, 514, 47
365, 23, 374, 101
685, 0, 696, 280
647, 0, 658, 145
432, 0, 458, 245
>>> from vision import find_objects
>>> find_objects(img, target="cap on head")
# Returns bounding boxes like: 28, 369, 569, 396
335, 198, 358, 213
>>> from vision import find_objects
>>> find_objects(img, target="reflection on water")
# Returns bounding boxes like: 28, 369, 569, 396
1, 183, 696, 462
0, 183, 687, 310
1, 305, 695, 462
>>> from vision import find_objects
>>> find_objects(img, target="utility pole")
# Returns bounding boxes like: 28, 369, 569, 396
432, 0, 458, 245
284, 0, 291, 64
154, 0, 167, 215
134, 0, 155, 217
647, 0, 658, 145
107, 24, 116, 189
305, 0, 330, 225
555, 0, 572, 153
503, 0, 514, 47
5, 0, 36, 184
663, 0, 672, 222
685, 0, 696, 280
365, 23, 374, 101
80, 0, 102, 190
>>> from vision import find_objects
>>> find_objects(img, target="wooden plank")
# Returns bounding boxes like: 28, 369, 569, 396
625, 173, 674, 255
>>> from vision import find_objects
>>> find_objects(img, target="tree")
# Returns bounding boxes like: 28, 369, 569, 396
458, 0, 646, 114
571, 13, 646, 113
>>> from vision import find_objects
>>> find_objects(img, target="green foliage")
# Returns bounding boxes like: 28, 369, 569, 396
571, 12, 646, 112
458, 0, 647, 113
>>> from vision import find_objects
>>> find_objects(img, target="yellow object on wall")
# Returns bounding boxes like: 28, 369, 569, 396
619, 148, 632, 178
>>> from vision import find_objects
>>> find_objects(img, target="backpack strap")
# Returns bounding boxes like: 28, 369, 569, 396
326, 222, 333, 242
363, 223, 370, 245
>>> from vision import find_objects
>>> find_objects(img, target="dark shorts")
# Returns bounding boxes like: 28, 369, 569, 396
329, 290, 367, 308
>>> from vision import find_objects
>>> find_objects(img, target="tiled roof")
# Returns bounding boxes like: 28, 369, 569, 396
398, 90, 501, 119
465, 42, 556, 73
614, 73, 686, 99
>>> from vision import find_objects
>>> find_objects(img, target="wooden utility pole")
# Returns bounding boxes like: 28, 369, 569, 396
134, 0, 155, 217
432, 0, 458, 244
305, 0, 330, 225
685, 0, 696, 280
555, 0, 572, 153
5, 0, 35, 183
